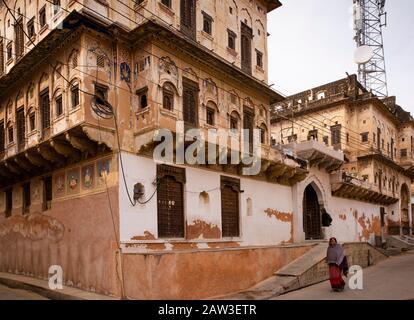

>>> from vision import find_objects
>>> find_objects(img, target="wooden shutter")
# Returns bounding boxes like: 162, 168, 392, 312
157, 165, 186, 238
221, 176, 240, 238
5, 189, 12, 217
43, 176, 52, 211
16, 108, 25, 150
15, 18, 24, 58
180, 0, 196, 39
183, 79, 198, 128
40, 90, 50, 130
241, 22, 252, 74
243, 107, 254, 153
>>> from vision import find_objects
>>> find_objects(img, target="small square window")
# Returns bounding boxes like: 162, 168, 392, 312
6, 43, 12, 61
230, 116, 238, 130
206, 107, 215, 126
55, 95, 63, 117
401, 149, 407, 158
160, 0, 171, 8
8, 126, 13, 143
39, 6, 46, 28
71, 85, 79, 108
256, 50, 263, 68
136, 87, 148, 109
27, 19, 35, 39
29, 113, 36, 131
361, 132, 369, 143
228, 30, 236, 50
202, 12, 213, 35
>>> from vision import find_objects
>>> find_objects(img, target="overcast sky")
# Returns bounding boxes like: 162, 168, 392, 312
268, 0, 414, 113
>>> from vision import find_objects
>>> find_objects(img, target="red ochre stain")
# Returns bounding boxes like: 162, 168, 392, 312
186, 220, 221, 240
207, 242, 240, 249
357, 214, 381, 241
339, 214, 347, 221
265, 209, 293, 244
131, 231, 156, 241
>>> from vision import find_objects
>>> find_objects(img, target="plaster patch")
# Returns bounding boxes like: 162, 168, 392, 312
186, 220, 221, 240
0, 213, 64, 242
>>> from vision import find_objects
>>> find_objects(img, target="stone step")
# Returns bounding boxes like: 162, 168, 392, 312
275, 243, 328, 277
386, 236, 414, 250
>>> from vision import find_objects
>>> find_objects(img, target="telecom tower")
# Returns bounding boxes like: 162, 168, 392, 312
353, 0, 388, 98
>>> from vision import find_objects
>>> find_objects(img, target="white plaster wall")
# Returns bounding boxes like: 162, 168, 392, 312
119, 152, 294, 245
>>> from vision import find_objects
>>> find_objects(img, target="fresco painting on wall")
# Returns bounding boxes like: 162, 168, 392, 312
54, 172, 66, 198
82, 164, 95, 190
97, 158, 111, 186
67, 168, 80, 194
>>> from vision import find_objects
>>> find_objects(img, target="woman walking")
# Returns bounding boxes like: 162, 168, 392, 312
326, 237, 349, 292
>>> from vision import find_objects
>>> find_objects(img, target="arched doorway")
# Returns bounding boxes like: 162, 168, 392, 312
401, 184, 410, 235
303, 184, 322, 240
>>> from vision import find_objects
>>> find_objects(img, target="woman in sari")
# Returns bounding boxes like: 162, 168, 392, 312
326, 237, 349, 292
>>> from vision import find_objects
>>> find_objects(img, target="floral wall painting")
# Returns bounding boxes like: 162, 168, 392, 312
67, 168, 80, 194
54, 172, 66, 198
82, 164, 95, 190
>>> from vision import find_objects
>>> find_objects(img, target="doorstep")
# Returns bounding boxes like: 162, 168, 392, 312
0, 272, 117, 300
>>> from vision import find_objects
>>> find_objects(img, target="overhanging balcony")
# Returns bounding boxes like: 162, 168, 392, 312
331, 172, 399, 205
0, 124, 115, 188
279, 140, 344, 172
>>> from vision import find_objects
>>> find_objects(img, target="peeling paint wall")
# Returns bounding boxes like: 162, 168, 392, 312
119, 152, 295, 250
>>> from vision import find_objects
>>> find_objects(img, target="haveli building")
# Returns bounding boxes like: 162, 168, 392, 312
0, 0, 411, 299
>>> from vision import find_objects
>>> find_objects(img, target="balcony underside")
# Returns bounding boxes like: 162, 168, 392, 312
0, 125, 113, 188
137, 132, 308, 186
332, 182, 399, 205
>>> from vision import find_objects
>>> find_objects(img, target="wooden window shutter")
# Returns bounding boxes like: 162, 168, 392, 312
157, 165, 186, 238
221, 176, 240, 238
243, 107, 254, 152
16, 108, 25, 149
183, 79, 198, 127
241, 22, 252, 74
15, 18, 24, 58
180, 0, 196, 39
40, 90, 50, 129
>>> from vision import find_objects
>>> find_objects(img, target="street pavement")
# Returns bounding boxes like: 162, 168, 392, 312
0, 284, 48, 300
274, 250, 414, 300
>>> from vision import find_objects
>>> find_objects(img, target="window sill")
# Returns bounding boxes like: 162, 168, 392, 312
160, 108, 178, 119
39, 24, 49, 36
27, 129, 38, 137
203, 123, 217, 130
69, 105, 81, 115
52, 10, 64, 24
255, 65, 264, 73
6, 58, 14, 66
136, 107, 150, 118
201, 31, 214, 41
53, 114, 65, 122
26, 36, 36, 46
226, 47, 237, 57
158, 2, 174, 17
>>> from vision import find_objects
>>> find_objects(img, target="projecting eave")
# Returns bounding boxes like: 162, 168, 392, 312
265, 0, 283, 12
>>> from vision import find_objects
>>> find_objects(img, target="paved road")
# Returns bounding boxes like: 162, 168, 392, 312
0, 284, 48, 300
274, 251, 414, 300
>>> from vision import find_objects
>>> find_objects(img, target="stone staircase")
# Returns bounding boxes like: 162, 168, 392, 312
384, 235, 414, 254
220, 242, 387, 300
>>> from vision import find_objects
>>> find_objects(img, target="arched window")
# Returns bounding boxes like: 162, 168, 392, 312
162, 82, 175, 111
229, 111, 240, 131
70, 81, 80, 109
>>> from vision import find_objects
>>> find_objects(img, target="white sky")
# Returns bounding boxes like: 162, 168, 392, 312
268, 0, 414, 113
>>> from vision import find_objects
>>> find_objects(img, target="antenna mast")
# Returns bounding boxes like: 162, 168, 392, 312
353, 0, 388, 98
